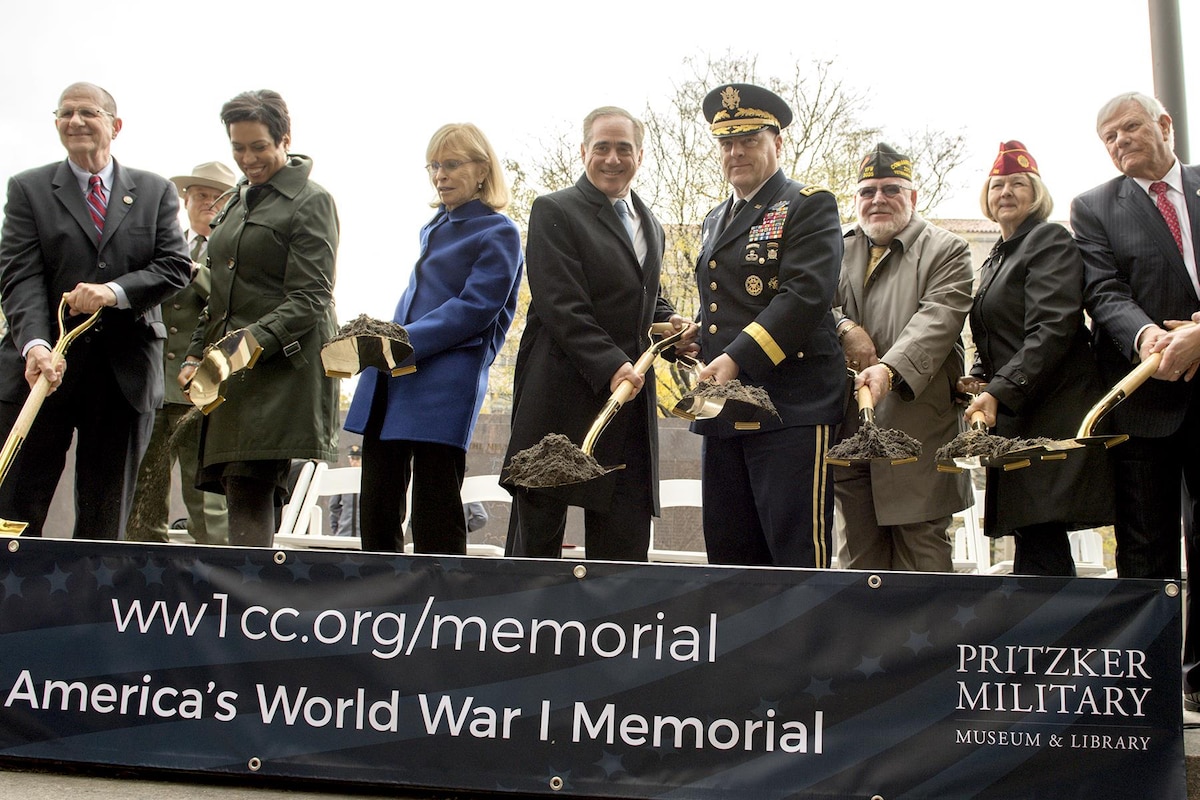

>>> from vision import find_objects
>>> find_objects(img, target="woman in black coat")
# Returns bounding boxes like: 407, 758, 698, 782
958, 142, 1114, 575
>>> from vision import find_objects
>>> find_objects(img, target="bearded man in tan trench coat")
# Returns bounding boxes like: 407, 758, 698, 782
833, 143, 973, 571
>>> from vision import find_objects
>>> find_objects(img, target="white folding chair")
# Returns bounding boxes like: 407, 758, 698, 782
458, 474, 509, 557
1069, 529, 1109, 577
649, 479, 707, 564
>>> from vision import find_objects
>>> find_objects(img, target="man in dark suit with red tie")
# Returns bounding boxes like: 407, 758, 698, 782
1071, 91, 1200, 709
0, 82, 191, 539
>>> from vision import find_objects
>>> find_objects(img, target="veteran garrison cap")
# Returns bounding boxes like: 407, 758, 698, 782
703, 83, 793, 138
857, 142, 913, 182
990, 141, 1040, 176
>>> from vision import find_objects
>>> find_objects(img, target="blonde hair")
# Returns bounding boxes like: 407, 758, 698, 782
979, 171, 1054, 225
425, 123, 511, 211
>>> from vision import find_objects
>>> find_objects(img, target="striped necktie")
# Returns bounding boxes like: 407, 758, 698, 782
86, 175, 107, 240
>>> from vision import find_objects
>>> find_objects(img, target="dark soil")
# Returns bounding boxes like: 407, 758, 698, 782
827, 422, 922, 461
126, 409, 202, 540
935, 429, 1052, 461
683, 379, 780, 419
505, 433, 609, 488
331, 314, 410, 345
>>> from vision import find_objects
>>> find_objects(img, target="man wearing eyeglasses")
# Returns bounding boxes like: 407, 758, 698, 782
833, 143, 973, 572
691, 84, 846, 568
0, 82, 191, 539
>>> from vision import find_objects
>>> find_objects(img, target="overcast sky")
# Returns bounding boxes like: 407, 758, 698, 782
1, 0, 1195, 324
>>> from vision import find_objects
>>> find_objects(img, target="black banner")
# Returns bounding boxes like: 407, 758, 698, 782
0, 539, 1186, 798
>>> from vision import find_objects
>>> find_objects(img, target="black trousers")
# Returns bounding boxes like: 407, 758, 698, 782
0, 342, 152, 539
359, 378, 466, 554
702, 424, 834, 568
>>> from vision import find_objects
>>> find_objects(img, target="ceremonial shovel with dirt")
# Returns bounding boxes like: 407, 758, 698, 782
505, 324, 689, 489
825, 382, 922, 467
0, 298, 101, 535
670, 353, 781, 430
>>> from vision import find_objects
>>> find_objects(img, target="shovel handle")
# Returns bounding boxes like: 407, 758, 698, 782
1076, 352, 1161, 437
969, 410, 988, 431
856, 385, 875, 426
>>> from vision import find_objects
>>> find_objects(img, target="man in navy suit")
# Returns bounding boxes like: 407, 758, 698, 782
691, 84, 846, 567
502, 106, 688, 561
0, 82, 190, 538
1071, 91, 1200, 708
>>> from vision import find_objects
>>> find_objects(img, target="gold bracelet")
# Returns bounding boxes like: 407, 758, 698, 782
837, 322, 857, 342
881, 363, 896, 391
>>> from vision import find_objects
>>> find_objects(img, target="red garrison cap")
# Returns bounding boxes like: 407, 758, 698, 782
990, 141, 1039, 176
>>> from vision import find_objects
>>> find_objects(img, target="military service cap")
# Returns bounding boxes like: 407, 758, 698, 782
857, 142, 913, 182
989, 141, 1040, 176
703, 83, 793, 138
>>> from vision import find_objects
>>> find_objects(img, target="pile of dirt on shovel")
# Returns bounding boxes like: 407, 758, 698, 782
683, 379, 781, 419
330, 314, 410, 346
827, 421, 922, 462
935, 429, 1052, 461
505, 433, 609, 488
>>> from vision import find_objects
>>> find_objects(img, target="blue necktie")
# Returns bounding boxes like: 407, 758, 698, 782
615, 199, 634, 244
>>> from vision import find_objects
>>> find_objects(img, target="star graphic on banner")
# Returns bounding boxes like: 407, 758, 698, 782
237, 558, 264, 583
855, 655, 885, 678
1, 570, 23, 599
288, 560, 313, 582
997, 579, 1020, 598
92, 559, 118, 589
141, 561, 167, 587
595, 750, 625, 777
189, 559, 219, 586
803, 677, 835, 701
753, 697, 780, 717
904, 630, 933, 654
338, 557, 364, 579
952, 605, 978, 627
46, 565, 72, 594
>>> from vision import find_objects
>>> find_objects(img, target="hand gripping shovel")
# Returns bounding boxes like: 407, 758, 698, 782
825, 382, 922, 467
505, 324, 688, 489
0, 297, 102, 535
185, 328, 263, 414
935, 410, 1040, 473
670, 353, 781, 430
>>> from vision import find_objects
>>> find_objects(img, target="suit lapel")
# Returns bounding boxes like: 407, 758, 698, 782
1119, 176, 1186, 267
52, 161, 98, 245
98, 161, 134, 252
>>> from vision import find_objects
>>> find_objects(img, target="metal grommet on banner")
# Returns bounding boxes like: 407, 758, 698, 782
1166, 583, 1181, 598
549, 775, 565, 791
871, 795, 885, 800
867, 574, 883, 589
273, 550, 287, 565
6, 539, 18, 552
572, 565, 587, 580
247, 757, 262, 771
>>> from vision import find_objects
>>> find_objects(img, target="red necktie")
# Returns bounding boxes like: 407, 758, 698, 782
1150, 181, 1183, 255
86, 175, 107, 240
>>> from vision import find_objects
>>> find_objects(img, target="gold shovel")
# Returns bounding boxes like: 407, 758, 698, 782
505, 323, 688, 488
826, 383, 922, 467
670, 353, 781, 430
184, 328, 263, 414
0, 297, 102, 536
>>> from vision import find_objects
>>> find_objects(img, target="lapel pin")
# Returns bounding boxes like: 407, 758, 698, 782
122, 196, 133, 205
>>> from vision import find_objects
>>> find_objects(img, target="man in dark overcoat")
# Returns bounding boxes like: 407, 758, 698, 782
502, 106, 687, 561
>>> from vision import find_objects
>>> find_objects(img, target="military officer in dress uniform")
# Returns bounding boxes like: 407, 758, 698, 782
692, 83, 846, 567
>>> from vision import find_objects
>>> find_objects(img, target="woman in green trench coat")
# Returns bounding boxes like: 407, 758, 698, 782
180, 89, 339, 546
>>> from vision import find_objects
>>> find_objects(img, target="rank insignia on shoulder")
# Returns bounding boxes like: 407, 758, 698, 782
799, 185, 831, 196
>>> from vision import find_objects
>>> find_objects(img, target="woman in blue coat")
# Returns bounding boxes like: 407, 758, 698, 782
344, 124, 523, 553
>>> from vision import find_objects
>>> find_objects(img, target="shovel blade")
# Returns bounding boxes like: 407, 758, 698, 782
0, 517, 28, 536
187, 329, 262, 413
321, 334, 415, 379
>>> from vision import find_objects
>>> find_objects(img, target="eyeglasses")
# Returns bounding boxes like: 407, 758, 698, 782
857, 184, 909, 199
425, 159, 474, 174
53, 107, 114, 121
